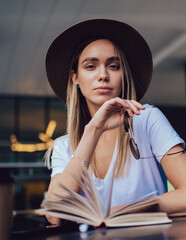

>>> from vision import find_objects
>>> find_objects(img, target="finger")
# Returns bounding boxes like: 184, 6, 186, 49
124, 101, 139, 115
109, 97, 130, 109
115, 98, 144, 112
105, 98, 143, 117
120, 108, 134, 118
106, 98, 135, 117
126, 100, 146, 115
104, 98, 128, 112
126, 108, 134, 117
130, 100, 145, 110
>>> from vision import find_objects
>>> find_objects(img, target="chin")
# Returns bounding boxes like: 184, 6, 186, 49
96, 96, 115, 105
86, 95, 119, 109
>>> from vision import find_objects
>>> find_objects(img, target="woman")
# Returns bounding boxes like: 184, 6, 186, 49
45, 19, 186, 225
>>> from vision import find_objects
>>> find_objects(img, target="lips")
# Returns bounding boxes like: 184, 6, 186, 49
93, 86, 113, 90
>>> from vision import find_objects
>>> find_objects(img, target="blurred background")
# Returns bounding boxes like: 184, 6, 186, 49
1, 0, 186, 211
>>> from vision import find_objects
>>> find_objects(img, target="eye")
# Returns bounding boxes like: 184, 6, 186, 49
85, 64, 95, 70
109, 64, 120, 70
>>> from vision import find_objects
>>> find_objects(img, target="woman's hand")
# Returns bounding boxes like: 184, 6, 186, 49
89, 97, 145, 132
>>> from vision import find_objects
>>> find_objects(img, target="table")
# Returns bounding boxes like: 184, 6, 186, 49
11, 216, 186, 240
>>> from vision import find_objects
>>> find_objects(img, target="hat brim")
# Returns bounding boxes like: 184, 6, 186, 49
46, 19, 153, 102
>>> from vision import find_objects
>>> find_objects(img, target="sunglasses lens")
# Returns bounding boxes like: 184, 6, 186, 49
129, 138, 140, 159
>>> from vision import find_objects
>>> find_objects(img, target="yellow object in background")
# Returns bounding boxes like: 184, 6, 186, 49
10, 120, 56, 152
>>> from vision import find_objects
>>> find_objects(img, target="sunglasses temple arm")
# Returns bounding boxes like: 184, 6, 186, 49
128, 119, 135, 139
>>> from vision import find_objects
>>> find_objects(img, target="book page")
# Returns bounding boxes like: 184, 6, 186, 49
42, 165, 106, 224
107, 195, 159, 219
37, 209, 99, 226
80, 164, 106, 219
106, 212, 172, 227
52, 186, 98, 218
42, 198, 99, 224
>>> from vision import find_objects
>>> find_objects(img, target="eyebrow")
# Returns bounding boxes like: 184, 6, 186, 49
81, 56, 120, 64
107, 56, 120, 62
81, 57, 98, 64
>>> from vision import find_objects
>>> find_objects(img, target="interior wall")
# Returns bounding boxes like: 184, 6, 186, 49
143, 63, 186, 105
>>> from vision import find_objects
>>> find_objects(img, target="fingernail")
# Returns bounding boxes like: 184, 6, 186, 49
130, 112, 134, 117
136, 110, 140, 114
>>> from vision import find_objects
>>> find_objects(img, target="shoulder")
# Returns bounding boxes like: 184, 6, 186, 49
53, 135, 70, 148
138, 104, 164, 119
135, 104, 175, 127
134, 104, 165, 127
133, 103, 180, 143
134, 104, 185, 159
52, 135, 70, 155
50, 135, 71, 178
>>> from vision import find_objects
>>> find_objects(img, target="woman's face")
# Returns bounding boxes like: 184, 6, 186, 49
72, 39, 122, 114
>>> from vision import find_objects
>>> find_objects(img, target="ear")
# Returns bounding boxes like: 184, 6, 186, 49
71, 70, 79, 86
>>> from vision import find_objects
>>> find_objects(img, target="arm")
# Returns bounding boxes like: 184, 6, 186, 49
110, 145, 186, 215
46, 123, 102, 225
158, 144, 186, 213
109, 108, 186, 216
146, 108, 186, 213
46, 98, 144, 224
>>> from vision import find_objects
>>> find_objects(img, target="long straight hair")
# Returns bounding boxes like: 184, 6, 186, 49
66, 38, 136, 177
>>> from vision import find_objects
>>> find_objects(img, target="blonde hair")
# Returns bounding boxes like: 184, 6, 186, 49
66, 39, 136, 177
114, 44, 136, 176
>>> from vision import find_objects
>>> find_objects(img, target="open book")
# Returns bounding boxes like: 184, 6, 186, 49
38, 164, 172, 228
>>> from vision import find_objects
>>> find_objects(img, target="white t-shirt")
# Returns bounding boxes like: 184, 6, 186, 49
50, 105, 184, 207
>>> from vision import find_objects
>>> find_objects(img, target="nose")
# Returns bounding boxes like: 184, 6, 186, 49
98, 66, 109, 82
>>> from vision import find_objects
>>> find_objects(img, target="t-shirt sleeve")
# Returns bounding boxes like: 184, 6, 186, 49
146, 107, 185, 163
50, 138, 71, 178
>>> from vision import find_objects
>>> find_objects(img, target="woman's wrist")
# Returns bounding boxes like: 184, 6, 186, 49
71, 122, 102, 169
85, 121, 104, 137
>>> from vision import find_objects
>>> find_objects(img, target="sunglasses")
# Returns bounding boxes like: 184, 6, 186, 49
123, 110, 184, 160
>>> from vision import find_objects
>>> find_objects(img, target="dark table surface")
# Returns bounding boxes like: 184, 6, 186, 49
11, 214, 186, 240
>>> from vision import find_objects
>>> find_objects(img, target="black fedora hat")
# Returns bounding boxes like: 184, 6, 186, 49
46, 19, 153, 102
